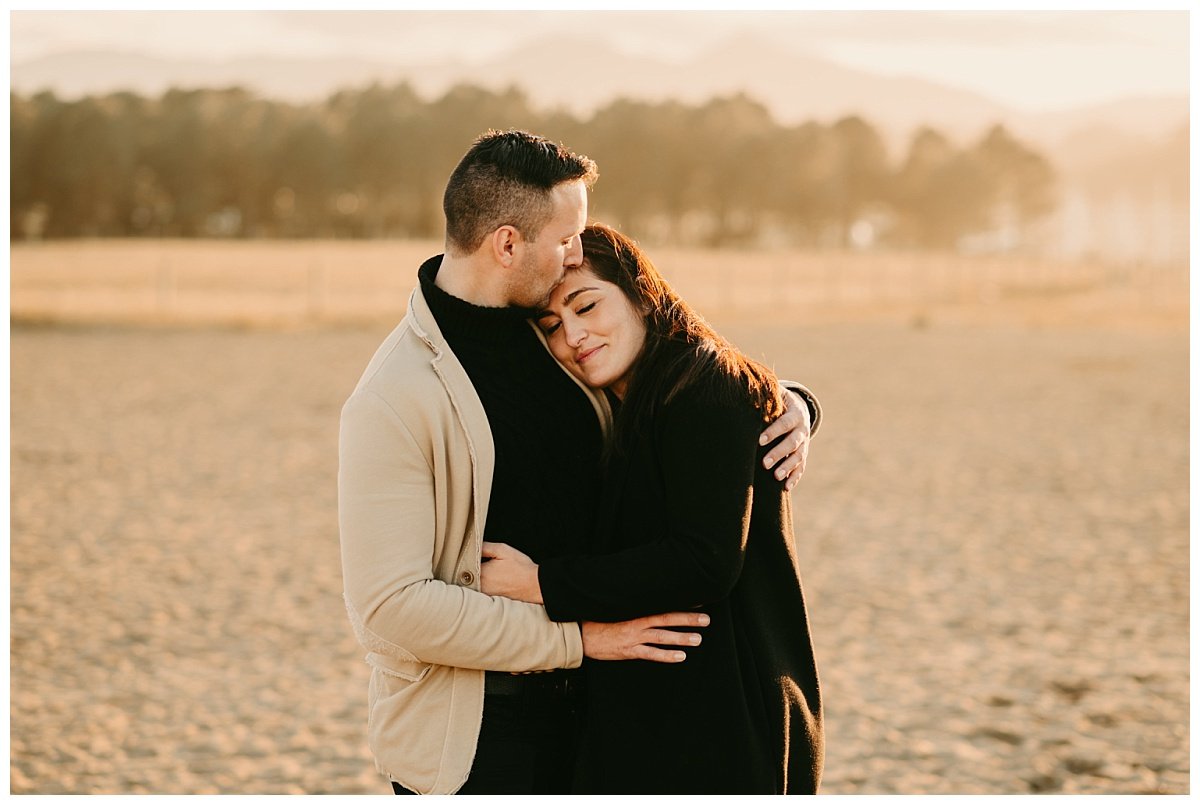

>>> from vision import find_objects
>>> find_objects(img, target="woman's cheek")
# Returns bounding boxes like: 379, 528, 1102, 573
549, 334, 571, 366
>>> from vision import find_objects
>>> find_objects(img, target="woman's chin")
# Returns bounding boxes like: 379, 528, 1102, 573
578, 372, 608, 392
568, 365, 618, 393
567, 369, 601, 390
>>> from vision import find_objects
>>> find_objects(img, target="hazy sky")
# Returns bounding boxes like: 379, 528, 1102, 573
9, 8, 1191, 110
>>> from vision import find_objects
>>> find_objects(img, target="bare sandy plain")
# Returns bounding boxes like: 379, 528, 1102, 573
9, 241, 1190, 794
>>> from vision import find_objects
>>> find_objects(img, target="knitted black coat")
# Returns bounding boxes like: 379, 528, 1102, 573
538, 371, 824, 794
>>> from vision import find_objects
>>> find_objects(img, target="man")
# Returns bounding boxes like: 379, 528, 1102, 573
338, 130, 819, 795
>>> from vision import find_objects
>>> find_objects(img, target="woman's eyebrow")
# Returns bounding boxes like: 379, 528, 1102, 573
562, 287, 598, 306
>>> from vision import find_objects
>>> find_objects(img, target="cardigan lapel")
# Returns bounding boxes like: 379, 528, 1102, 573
406, 286, 496, 544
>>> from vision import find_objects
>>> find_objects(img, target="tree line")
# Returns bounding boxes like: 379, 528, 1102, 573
11, 83, 1056, 249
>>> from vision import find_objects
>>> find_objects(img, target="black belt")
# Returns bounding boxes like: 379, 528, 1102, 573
484, 668, 585, 697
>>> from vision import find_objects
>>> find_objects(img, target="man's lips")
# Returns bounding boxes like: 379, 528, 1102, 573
576, 345, 604, 365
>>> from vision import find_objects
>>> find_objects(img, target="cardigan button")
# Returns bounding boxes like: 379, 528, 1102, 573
459, 570, 475, 586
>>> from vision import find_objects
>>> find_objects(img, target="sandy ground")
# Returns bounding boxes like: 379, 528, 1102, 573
9, 302, 1189, 793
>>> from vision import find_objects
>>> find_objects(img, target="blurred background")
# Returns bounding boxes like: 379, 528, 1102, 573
9, 9, 1190, 794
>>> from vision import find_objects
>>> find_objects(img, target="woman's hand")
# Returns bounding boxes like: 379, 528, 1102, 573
480, 541, 543, 604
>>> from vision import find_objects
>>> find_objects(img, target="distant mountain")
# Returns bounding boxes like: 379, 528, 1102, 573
12, 49, 406, 105
293, 33, 1019, 147
14, 36, 1187, 160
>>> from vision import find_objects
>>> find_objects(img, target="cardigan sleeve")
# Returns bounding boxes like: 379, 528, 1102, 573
781, 379, 822, 437
537, 380, 765, 623
339, 388, 583, 671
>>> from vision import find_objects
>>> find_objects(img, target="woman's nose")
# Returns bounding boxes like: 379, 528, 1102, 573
564, 319, 586, 348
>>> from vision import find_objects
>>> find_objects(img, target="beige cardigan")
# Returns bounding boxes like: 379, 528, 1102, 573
338, 284, 612, 794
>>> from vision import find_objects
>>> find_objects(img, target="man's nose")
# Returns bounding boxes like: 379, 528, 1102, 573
564, 235, 583, 267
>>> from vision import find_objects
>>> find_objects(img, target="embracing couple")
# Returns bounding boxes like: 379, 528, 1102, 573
338, 130, 823, 795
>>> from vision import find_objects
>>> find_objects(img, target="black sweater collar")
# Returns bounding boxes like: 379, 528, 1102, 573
418, 255, 535, 344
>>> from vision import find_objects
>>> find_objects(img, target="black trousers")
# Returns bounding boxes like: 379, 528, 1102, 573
391, 673, 586, 795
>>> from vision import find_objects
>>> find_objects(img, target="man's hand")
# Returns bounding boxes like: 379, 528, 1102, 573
582, 612, 710, 663
480, 541, 542, 604
759, 389, 811, 491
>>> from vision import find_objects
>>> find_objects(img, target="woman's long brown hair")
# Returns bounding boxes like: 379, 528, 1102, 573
579, 223, 784, 457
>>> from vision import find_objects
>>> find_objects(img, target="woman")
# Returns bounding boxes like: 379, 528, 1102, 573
480, 223, 823, 794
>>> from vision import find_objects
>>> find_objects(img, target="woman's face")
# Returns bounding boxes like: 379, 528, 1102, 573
536, 264, 647, 399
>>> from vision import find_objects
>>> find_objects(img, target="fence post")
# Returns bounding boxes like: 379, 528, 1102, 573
156, 258, 174, 316
307, 260, 325, 320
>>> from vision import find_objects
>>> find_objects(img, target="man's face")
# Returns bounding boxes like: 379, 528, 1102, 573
508, 181, 588, 309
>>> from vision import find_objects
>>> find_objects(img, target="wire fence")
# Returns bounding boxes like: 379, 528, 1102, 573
10, 239, 1189, 328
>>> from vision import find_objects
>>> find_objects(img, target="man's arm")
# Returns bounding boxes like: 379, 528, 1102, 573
339, 389, 704, 669
339, 389, 582, 672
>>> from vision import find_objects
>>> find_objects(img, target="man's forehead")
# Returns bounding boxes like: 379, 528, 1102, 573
552, 180, 588, 209
544, 181, 587, 237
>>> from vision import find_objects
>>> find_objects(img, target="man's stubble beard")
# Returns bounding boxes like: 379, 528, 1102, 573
510, 251, 562, 310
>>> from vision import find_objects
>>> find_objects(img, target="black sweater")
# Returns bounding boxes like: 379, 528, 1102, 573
538, 371, 824, 794
418, 257, 604, 563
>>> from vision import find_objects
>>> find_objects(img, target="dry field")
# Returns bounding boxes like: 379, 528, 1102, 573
9, 241, 1190, 794
11, 238, 1188, 330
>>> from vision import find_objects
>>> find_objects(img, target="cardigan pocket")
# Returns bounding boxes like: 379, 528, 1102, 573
366, 651, 433, 683
365, 653, 434, 739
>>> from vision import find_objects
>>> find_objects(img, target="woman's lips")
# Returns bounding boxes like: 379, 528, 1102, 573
577, 345, 604, 365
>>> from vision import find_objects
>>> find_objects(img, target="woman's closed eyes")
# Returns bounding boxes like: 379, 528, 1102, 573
539, 300, 598, 335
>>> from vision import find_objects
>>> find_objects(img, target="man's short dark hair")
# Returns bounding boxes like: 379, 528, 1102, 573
443, 130, 599, 255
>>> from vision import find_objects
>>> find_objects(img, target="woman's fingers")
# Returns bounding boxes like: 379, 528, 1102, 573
480, 541, 508, 559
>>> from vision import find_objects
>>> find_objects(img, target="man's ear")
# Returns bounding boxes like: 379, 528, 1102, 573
491, 225, 521, 268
